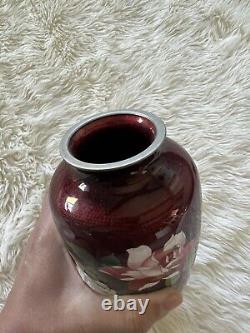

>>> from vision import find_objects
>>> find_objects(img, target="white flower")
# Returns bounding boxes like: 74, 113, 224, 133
100, 231, 187, 292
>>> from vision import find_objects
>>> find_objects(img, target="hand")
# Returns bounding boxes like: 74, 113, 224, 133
0, 193, 182, 333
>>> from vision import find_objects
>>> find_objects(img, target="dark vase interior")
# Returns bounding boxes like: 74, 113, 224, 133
68, 115, 156, 164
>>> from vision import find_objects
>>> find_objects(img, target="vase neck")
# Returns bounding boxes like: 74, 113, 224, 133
60, 110, 166, 173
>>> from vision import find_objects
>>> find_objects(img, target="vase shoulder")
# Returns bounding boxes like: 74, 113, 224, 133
50, 137, 201, 253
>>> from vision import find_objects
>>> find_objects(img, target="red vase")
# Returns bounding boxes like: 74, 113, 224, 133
49, 110, 201, 295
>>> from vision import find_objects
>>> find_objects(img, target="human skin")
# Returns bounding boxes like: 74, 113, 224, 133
0, 193, 182, 333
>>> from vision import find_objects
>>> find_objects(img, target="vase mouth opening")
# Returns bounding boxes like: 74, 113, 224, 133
60, 110, 166, 172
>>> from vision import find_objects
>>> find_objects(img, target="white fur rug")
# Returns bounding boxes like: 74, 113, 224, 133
0, 1, 249, 332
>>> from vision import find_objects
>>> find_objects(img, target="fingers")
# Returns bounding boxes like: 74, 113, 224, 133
37, 190, 53, 229
30, 190, 62, 243
120, 288, 182, 332
21, 191, 66, 270
140, 288, 182, 320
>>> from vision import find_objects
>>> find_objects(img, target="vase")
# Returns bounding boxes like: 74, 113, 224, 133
49, 110, 201, 295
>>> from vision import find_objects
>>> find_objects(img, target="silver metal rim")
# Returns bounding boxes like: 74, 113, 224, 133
59, 110, 166, 172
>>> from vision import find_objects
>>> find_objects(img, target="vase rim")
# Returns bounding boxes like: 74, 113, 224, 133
59, 110, 166, 172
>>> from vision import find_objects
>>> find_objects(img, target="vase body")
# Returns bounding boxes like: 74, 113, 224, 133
49, 110, 201, 295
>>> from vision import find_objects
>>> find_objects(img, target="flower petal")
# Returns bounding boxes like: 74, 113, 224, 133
120, 277, 135, 281
138, 266, 163, 277
164, 231, 186, 252
162, 271, 180, 280
153, 249, 168, 266
122, 270, 146, 279
166, 257, 181, 269
99, 266, 128, 278
122, 265, 163, 279
163, 235, 175, 252
127, 245, 152, 269
142, 255, 159, 268
138, 280, 161, 291
175, 231, 186, 246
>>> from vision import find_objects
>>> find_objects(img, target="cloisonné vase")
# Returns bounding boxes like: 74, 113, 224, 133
49, 110, 201, 295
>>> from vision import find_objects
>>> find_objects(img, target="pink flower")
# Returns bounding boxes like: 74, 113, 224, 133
100, 231, 190, 292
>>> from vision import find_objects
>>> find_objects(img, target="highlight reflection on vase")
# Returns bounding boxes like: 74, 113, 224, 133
49, 110, 201, 295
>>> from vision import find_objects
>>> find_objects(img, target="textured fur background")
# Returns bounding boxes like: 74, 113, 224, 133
0, 0, 249, 332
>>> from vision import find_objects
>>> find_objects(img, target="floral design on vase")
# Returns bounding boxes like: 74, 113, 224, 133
99, 231, 195, 292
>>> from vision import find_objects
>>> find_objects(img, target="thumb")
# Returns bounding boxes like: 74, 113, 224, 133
123, 288, 182, 332
138, 288, 182, 329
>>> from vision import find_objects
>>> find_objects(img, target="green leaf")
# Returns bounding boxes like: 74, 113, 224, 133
164, 272, 181, 287
99, 254, 121, 266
